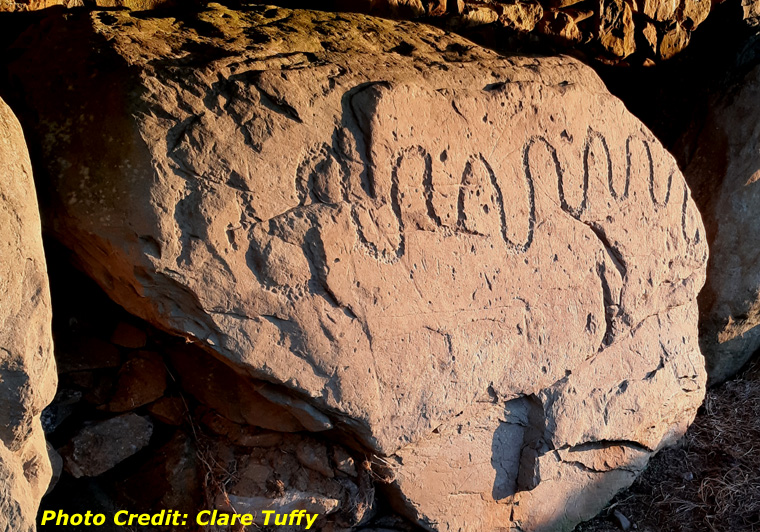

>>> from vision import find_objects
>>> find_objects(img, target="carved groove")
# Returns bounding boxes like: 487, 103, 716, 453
534, 136, 586, 219
583, 129, 617, 201
634, 137, 672, 208
396, 146, 441, 227
458, 154, 535, 253
314, 129, 682, 263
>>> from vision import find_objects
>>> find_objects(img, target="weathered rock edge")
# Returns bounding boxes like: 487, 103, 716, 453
9, 6, 708, 531
0, 96, 57, 532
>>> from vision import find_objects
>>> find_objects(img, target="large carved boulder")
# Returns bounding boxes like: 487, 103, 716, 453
686, 62, 760, 384
0, 97, 58, 531
9, 6, 707, 530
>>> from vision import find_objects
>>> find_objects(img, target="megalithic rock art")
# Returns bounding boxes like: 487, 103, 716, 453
9, 5, 707, 530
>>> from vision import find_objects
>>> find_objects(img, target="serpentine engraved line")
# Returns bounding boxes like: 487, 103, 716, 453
504, 150, 537, 253
584, 129, 616, 200
636, 137, 673, 208
526, 135, 588, 219
391, 145, 442, 228
617, 136, 640, 201
336, 132, 684, 263
457, 155, 504, 236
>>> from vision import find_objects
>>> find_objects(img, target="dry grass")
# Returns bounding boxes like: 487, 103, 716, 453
577, 363, 760, 532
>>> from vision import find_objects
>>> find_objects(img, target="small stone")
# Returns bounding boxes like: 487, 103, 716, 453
678, 0, 710, 30
198, 407, 283, 447
461, 5, 500, 26
546, 0, 585, 8
333, 446, 358, 477
147, 396, 185, 425
56, 336, 120, 373
743, 0, 760, 24
638, 0, 678, 20
598, 0, 636, 58
612, 509, 632, 531
41, 389, 82, 434
388, 0, 426, 17
60, 413, 153, 478
45, 443, 63, 496
564, 7, 595, 23
296, 440, 334, 478
659, 22, 690, 60
537, 10, 583, 42
110, 322, 147, 349
107, 352, 167, 412
117, 430, 202, 513
82, 372, 115, 406
682, 471, 694, 481
257, 384, 333, 432
499, 1, 544, 31
425, 0, 447, 16
238, 461, 274, 486
640, 21, 658, 57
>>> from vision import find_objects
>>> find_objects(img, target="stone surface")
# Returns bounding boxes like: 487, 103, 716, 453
598, 0, 636, 58
0, 0, 719, 63
10, 6, 707, 531
0, 0, 75, 11
147, 396, 185, 425
499, 1, 544, 31
0, 96, 57, 531
117, 430, 202, 514
110, 321, 148, 349
213, 434, 373, 530
639, 0, 678, 21
640, 20, 659, 56
659, 22, 690, 59
55, 336, 121, 373
685, 62, 760, 383
41, 388, 82, 434
167, 344, 317, 432
678, 0, 710, 30
60, 413, 153, 477
744, 0, 760, 26
538, 9, 583, 41
106, 352, 167, 412
460, 3, 500, 25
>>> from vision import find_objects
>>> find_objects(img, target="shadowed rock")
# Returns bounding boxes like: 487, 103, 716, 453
686, 61, 760, 384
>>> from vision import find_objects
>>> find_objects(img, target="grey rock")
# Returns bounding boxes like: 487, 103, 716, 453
613, 509, 632, 531
45, 443, 63, 496
60, 414, 153, 478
